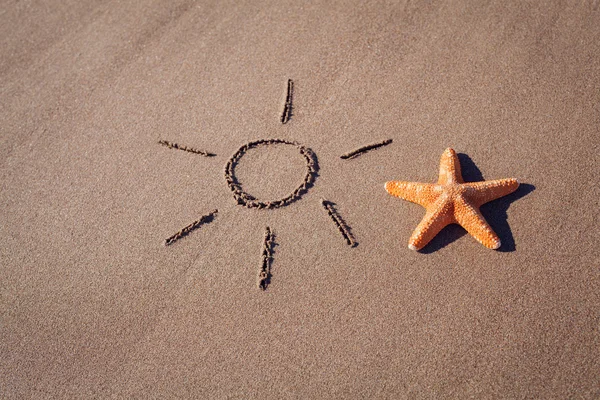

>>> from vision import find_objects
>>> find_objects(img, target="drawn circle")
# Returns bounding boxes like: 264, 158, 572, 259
224, 139, 318, 209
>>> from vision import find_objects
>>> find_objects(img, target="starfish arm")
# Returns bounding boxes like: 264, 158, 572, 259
438, 148, 464, 184
454, 196, 501, 249
385, 181, 440, 207
407, 198, 454, 250
464, 178, 519, 206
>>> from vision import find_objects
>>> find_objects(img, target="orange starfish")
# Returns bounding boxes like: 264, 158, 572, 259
385, 148, 519, 251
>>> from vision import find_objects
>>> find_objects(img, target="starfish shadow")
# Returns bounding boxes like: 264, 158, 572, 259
420, 153, 535, 253
418, 225, 467, 254
481, 184, 535, 252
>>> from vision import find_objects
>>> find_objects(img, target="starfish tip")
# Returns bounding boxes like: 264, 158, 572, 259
408, 243, 418, 251
443, 147, 456, 155
492, 240, 501, 250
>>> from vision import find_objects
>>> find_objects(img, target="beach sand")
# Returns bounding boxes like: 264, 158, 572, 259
1, 0, 599, 398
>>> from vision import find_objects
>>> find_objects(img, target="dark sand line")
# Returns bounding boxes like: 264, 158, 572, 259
320, 199, 357, 247
158, 139, 216, 157
258, 227, 275, 290
280, 79, 294, 124
340, 139, 393, 160
164, 209, 218, 246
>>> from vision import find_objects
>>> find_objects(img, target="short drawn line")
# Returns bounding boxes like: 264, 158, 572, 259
280, 79, 294, 124
258, 227, 275, 290
340, 139, 393, 160
321, 199, 357, 247
165, 209, 218, 246
158, 140, 216, 157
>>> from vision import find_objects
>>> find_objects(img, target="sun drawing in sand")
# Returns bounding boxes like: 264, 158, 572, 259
158, 79, 393, 290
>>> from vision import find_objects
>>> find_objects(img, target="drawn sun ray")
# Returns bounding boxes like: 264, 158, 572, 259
159, 79, 393, 289
158, 139, 216, 157
321, 199, 357, 247
280, 79, 294, 124
340, 139, 393, 160
165, 209, 218, 246
258, 227, 275, 290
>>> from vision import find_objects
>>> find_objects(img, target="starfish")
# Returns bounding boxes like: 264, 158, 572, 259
385, 148, 519, 251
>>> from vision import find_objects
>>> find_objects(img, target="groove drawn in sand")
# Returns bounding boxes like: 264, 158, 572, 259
158, 139, 216, 157
321, 199, 357, 247
224, 139, 318, 209
280, 79, 294, 124
340, 139, 393, 160
157, 79, 394, 289
165, 209, 218, 246
258, 227, 275, 290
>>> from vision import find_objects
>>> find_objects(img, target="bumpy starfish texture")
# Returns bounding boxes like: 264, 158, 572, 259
385, 148, 519, 251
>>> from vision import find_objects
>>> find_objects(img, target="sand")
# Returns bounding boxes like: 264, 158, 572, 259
1, 0, 599, 398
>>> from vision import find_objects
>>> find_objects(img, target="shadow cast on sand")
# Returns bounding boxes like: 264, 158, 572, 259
419, 153, 535, 253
